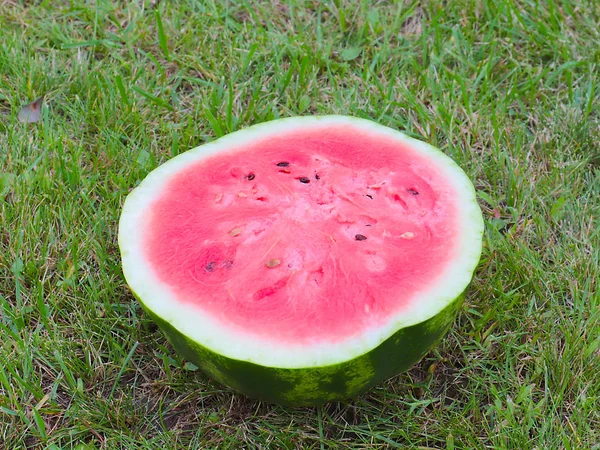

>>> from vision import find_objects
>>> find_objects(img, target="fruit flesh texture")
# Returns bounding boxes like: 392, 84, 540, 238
144, 125, 460, 345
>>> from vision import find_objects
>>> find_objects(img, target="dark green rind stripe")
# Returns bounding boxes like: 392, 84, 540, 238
136, 292, 464, 407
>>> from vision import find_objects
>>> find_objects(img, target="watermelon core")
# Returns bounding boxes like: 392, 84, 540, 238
119, 116, 483, 406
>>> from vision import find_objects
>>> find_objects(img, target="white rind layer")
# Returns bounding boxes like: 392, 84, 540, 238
118, 115, 484, 368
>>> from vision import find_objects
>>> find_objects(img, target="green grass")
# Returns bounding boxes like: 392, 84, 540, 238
1, 0, 599, 448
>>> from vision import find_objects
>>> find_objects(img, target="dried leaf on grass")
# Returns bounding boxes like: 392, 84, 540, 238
18, 95, 45, 123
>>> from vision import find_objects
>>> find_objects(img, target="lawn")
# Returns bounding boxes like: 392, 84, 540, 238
1, 0, 599, 448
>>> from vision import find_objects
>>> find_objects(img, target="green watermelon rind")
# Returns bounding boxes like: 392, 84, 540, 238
135, 289, 465, 406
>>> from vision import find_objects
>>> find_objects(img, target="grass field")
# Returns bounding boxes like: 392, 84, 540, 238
1, 0, 599, 448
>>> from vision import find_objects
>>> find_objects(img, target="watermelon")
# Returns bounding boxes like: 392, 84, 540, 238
118, 116, 483, 406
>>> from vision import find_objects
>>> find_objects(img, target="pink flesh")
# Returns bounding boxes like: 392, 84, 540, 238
144, 125, 460, 344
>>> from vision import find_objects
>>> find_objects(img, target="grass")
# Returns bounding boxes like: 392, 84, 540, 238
0, 0, 599, 448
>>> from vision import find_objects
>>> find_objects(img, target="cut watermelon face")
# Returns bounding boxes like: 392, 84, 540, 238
119, 116, 483, 406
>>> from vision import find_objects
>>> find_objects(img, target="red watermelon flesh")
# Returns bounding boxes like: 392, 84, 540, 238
144, 125, 460, 345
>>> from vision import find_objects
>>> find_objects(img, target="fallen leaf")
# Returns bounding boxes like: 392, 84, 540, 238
18, 95, 44, 123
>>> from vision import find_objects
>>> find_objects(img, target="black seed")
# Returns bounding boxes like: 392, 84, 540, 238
205, 261, 216, 272
298, 177, 310, 184
407, 188, 419, 195
315, 173, 320, 180
277, 161, 290, 167
246, 173, 255, 180
365, 194, 373, 199
355, 234, 367, 241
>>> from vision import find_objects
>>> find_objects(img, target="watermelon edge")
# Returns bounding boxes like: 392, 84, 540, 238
134, 289, 465, 407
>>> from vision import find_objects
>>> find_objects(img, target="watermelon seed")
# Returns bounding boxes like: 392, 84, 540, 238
407, 188, 419, 195
365, 194, 373, 199
246, 173, 256, 180
298, 177, 310, 184
315, 173, 320, 180
276, 161, 290, 167
266, 258, 281, 268
355, 234, 367, 241
400, 232, 415, 239
278, 168, 291, 173
215, 193, 223, 203
238, 192, 247, 198
222, 260, 233, 269
205, 261, 216, 272
229, 227, 242, 237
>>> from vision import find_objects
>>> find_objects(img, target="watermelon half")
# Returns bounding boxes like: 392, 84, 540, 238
118, 116, 483, 406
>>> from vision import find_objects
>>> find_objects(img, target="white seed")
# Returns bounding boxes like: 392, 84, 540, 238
266, 258, 281, 268
229, 227, 242, 237
400, 232, 415, 239
215, 193, 223, 203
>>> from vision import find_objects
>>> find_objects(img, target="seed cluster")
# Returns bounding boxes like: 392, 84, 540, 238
207, 158, 425, 279
221, 159, 426, 274
275, 161, 316, 185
